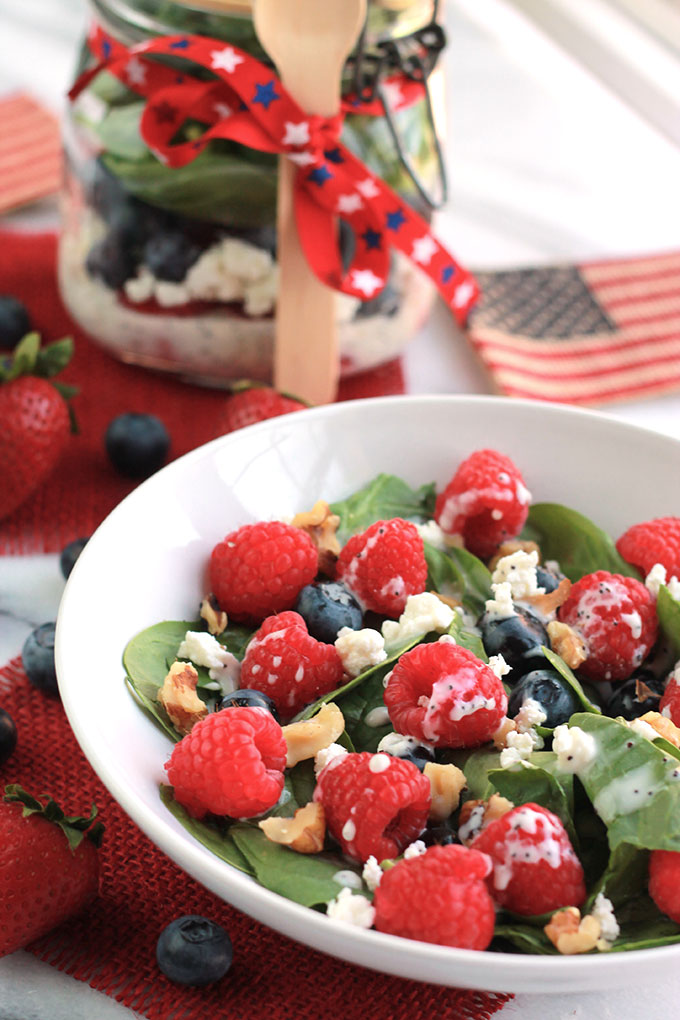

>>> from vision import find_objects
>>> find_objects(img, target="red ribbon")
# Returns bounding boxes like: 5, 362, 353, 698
70, 27, 478, 321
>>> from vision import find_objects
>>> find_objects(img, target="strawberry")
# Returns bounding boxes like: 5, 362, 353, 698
0, 332, 77, 521
215, 384, 306, 435
0, 784, 103, 957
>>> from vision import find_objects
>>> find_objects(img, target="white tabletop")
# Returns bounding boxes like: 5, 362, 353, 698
1, 0, 680, 1017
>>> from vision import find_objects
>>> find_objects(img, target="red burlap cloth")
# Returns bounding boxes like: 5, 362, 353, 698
0, 229, 406, 555
0, 229, 512, 1018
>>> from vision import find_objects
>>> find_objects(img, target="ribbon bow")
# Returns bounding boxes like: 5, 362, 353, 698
71, 26, 478, 321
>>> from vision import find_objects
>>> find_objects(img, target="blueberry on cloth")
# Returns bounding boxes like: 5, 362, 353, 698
22, 623, 58, 695
143, 230, 201, 282
105, 412, 170, 478
507, 669, 579, 729
606, 668, 666, 720
0, 708, 17, 766
294, 581, 363, 644
60, 536, 89, 579
0, 295, 31, 350
86, 230, 138, 289
480, 605, 548, 676
156, 915, 233, 986
218, 688, 280, 723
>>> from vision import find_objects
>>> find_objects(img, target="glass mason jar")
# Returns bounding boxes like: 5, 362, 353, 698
59, 0, 447, 385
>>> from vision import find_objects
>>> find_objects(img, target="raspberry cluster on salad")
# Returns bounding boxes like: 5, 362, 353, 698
124, 449, 680, 956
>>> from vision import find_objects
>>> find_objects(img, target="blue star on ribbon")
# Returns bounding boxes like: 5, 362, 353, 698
101, 38, 112, 58
307, 165, 333, 186
324, 147, 344, 164
253, 80, 281, 110
386, 208, 406, 232
441, 265, 456, 284
361, 228, 382, 251
169, 38, 190, 49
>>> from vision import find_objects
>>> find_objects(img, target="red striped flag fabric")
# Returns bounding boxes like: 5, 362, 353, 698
0, 93, 62, 213
467, 251, 680, 405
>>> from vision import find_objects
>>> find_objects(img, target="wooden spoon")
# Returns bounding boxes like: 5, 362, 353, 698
253, 0, 367, 405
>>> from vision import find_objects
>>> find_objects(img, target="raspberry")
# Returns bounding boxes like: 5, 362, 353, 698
649, 850, 680, 923
434, 449, 531, 560
210, 520, 318, 622
372, 844, 496, 949
659, 668, 680, 726
383, 640, 508, 748
216, 387, 305, 434
470, 803, 586, 916
616, 517, 680, 579
165, 706, 286, 820
240, 611, 344, 720
335, 518, 427, 618
313, 751, 431, 863
557, 570, 658, 683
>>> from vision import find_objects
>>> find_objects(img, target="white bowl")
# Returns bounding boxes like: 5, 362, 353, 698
55, 395, 680, 994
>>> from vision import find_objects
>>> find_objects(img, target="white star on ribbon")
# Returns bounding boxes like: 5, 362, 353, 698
126, 57, 147, 86
213, 101, 232, 119
351, 268, 383, 297
452, 280, 475, 308
337, 193, 364, 215
282, 121, 310, 146
381, 79, 404, 109
412, 235, 438, 265
288, 151, 316, 167
210, 47, 245, 73
356, 177, 380, 199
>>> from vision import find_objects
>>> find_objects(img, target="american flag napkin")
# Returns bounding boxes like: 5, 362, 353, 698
0, 93, 62, 214
467, 251, 680, 406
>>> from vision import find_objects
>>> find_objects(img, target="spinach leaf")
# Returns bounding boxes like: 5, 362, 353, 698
160, 785, 254, 876
330, 474, 435, 545
229, 825, 361, 907
567, 713, 680, 852
338, 667, 393, 753
525, 504, 640, 582
448, 611, 488, 662
264, 760, 316, 819
657, 585, 680, 658
542, 647, 601, 715
423, 542, 492, 618
492, 923, 557, 955
488, 765, 576, 845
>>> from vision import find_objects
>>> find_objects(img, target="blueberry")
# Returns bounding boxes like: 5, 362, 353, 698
294, 581, 363, 644
508, 669, 579, 729
143, 230, 201, 282
377, 732, 435, 772
0, 295, 31, 350
422, 822, 460, 847
606, 668, 666, 720
22, 623, 58, 695
536, 565, 565, 594
105, 412, 170, 478
156, 915, 232, 986
60, 536, 89, 579
480, 605, 548, 675
0, 708, 17, 765
218, 688, 280, 722
86, 230, 138, 289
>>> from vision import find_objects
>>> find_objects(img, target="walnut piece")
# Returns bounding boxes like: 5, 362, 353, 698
492, 716, 517, 750
290, 500, 341, 576
282, 702, 345, 767
199, 594, 228, 636
157, 661, 208, 735
639, 711, 680, 748
544, 907, 601, 955
458, 793, 514, 843
523, 577, 572, 617
259, 801, 326, 854
423, 762, 466, 821
546, 620, 587, 669
488, 540, 541, 572
429, 590, 462, 611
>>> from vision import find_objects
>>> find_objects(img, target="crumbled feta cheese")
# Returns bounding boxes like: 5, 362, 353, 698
176, 630, 241, 693
645, 562, 680, 601
484, 581, 515, 619
499, 730, 536, 769
403, 839, 427, 859
414, 519, 449, 551
628, 717, 660, 742
514, 697, 548, 733
488, 653, 512, 681
124, 266, 155, 303
244, 266, 279, 317
553, 724, 597, 774
381, 592, 455, 650
314, 742, 348, 777
185, 246, 243, 302
491, 549, 544, 600
221, 237, 273, 282
335, 627, 387, 677
361, 856, 383, 891
154, 280, 190, 307
326, 887, 375, 928
591, 893, 620, 948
